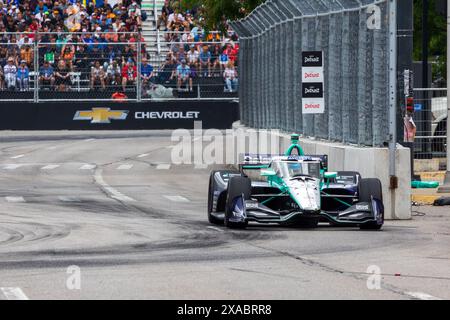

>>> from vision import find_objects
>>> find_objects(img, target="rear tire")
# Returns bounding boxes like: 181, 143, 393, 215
358, 178, 383, 230
207, 171, 223, 225
225, 176, 251, 229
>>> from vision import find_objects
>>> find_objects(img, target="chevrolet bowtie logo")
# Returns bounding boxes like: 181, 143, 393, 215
73, 108, 129, 124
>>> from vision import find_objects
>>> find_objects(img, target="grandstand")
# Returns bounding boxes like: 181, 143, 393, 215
0, 0, 239, 101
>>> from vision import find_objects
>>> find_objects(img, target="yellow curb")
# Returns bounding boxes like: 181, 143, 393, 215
411, 194, 440, 205
417, 171, 446, 181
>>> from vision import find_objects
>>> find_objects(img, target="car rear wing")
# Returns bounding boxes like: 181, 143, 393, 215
239, 154, 328, 171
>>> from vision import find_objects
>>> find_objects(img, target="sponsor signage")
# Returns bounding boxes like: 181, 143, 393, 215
74, 108, 129, 124
0, 101, 239, 130
135, 111, 200, 120
302, 51, 325, 114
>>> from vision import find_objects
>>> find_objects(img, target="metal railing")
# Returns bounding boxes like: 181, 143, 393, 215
413, 88, 447, 161
0, 32, 239, 102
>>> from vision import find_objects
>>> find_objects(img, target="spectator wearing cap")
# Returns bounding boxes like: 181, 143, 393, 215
158, 55, 177, 84
176, 59, 192, 92
3, 57, 17, 90
82, 31, 94, 51
39, 60, 55, 90
121, 58, 137, 92
199, 45, 211, 77
106, 59, 121, 87
140, 57, 154, 92
17, 60, 29, 91
187, 44, 199, 69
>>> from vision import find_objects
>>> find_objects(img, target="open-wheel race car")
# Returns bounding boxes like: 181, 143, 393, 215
207, 134, 384, 230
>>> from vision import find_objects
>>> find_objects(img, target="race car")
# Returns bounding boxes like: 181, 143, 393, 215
207, 134, 384, 230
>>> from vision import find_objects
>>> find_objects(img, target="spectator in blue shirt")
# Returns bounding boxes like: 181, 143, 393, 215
176, 59, 192, 92
34, 1, 49, 14
39, 60, 55, 89
199, 45, 211, 77
17, 60, 29, 91
219, 52, 229, 73
140, 58, 154, 92
82, 31, 94, 51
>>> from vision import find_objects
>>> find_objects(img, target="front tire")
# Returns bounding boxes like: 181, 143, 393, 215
225, 176, 251, 229
358, 178, 383, 230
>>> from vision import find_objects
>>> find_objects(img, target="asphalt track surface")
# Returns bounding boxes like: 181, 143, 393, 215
0, 131, 449, 300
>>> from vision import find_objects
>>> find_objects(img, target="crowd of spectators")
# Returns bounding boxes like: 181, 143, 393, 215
0, 0, 147, 91
155, 0, 240, 93
0, 0, 239, 94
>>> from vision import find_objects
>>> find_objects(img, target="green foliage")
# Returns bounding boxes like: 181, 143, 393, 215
172, 0, 265, 30
413, 0, 447, 83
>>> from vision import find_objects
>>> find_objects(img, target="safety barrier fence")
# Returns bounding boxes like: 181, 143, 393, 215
412, 88, 447, 173
230, 0, 392, 147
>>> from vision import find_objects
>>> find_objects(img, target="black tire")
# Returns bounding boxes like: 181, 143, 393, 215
225, 176, 251, 229
358, 178, 383, 230
207, 170, 223, 225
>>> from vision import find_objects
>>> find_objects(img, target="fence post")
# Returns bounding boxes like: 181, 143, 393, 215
34, 32, 39, 103
137, 36, 142, 102
388, 0, 398, 213
438, 0, 450, 192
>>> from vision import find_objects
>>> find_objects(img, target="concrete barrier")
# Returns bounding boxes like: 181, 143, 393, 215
233, 122, 411, 220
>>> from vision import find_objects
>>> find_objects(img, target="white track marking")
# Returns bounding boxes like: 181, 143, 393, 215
94, 169, 136, 202
84, 138, 95, 142
164, 195, 190, 203
137, 153, 149, 158
10, 154, 25, 159
195, 164, 208, 169
41, 164, 60, 170
156, 164, 171, 170
59, 196, 81, 202
207, 226, 224, 232
5, 197, 26, 203
80, 164, 96, 170
3, 164, 24, 170
405, 292, 442, 300
0, 288, 29, 300
46, 146, 58, 150
117, 164, 133, 170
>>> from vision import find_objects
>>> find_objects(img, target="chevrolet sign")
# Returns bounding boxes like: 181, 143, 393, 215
73, 108, 129, 124
135, 111, 200, 119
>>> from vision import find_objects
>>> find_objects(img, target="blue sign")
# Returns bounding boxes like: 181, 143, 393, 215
414, 104, 423, 111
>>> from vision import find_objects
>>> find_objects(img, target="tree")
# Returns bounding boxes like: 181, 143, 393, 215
171, 0, 265, 30
413, 0, 447, 85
